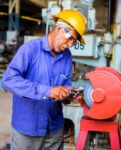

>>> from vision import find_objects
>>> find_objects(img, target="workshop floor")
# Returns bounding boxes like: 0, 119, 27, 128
0, 91, 12, 149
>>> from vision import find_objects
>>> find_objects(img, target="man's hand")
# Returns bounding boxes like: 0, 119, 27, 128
68, 87, 84, 105
50, 86, 71, 101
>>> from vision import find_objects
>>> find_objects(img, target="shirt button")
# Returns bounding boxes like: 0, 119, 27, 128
43, 96, 46, 99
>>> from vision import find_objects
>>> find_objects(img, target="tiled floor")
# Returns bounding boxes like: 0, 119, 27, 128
0, 91, 12, 149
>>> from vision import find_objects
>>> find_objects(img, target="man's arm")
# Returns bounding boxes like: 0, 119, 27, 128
2, 43, 51, 100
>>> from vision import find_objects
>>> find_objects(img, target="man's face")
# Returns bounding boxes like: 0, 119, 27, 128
52, 26, 78, 53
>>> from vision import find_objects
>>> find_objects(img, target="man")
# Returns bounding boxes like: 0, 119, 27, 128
2, 9, 87, 150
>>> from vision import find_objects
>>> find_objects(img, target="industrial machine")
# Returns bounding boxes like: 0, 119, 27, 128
76, 66, 121, 149
42, 0, 121, 149
42, 0, 121, 72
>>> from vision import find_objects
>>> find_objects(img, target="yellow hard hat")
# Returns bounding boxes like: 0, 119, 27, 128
53, 9, 87, 44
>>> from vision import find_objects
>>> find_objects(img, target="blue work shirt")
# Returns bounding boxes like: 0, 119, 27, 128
2, 35, 72, 136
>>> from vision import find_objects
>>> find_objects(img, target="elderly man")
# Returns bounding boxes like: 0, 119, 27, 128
2, 9, 86, 150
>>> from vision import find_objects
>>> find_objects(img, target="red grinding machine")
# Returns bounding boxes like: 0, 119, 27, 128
75, 67, 121, 150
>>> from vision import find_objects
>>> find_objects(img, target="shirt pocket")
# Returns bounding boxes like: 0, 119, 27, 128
53, 74, 68, 86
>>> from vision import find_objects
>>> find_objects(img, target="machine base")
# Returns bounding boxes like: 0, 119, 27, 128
76, 119, 121, 150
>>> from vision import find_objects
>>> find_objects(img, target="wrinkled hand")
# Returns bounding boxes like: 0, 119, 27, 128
50, 86, 72, 101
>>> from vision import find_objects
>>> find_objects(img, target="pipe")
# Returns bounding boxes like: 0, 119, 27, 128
107, 0, 111, 31
111, 0, 121, 24
0, 12, 42, 23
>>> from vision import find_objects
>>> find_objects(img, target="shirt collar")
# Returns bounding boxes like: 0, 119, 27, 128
42, 35, 51, 52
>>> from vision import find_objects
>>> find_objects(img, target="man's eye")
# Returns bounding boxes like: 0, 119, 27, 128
69, 37, 73, 40
70, 37, 76, 42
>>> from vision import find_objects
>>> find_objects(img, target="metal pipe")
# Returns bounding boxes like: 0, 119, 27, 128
16, 0, 20, 15
111, 0, 121, 24
107, 0, 111, 31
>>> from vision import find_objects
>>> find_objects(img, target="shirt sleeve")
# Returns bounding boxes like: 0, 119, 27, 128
2, 43, 51, 100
